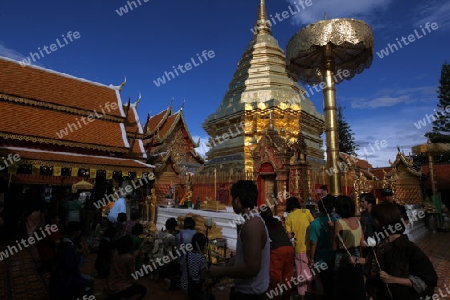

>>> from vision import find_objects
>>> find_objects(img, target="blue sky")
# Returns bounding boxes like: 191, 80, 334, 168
1, 0, 449, 167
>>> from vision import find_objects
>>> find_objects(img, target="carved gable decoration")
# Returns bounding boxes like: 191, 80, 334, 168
385, 147, 424, 205
288, 132, 308, 165
155, 150, 183, 174
252, 127, 294, 171
387, 147, 423, 178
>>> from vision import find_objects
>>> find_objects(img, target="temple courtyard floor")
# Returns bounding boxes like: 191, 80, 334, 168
1, 231, 449, 300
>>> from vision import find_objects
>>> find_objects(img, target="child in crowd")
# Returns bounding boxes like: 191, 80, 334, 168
172, 216, 196, 290
87, 211, 102, 251
94, 221, 116, 278
106, 235, 147, 300
114, 212, 128, 241
49, 221, 93, 300
159, 217, 178, 289
130, 223, 144, 270
180, 232, 209, 299
126, 212, 140, 235
37, 213, 61, 273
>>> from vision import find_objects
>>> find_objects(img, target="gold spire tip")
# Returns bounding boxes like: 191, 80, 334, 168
258, 0, 267, 21
255, 0, 271, 35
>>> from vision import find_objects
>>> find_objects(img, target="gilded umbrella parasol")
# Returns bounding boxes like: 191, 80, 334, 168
286, 18, 374, 195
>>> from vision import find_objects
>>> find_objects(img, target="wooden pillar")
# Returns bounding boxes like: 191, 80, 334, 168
275, 172, 288, 216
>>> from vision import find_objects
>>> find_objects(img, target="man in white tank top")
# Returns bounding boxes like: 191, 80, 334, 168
209, 180, 270, 299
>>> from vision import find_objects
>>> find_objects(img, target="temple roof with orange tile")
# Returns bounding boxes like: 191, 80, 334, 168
143, 105, 204, 166
146, 107, 172, 136
144, 107, 199, 149
0, 101, 127, 151
0, 56, 150, 171
0, 57, 124, 118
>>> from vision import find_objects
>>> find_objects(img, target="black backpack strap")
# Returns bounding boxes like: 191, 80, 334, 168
185, 251, 191, 291
185, 251, 190, 276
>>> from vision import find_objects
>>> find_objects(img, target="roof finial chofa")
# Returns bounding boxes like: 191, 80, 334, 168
119, 77, 127, 92
135, 92, 142, 108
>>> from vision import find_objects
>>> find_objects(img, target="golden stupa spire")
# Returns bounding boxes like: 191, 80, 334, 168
254, 0, 271, 36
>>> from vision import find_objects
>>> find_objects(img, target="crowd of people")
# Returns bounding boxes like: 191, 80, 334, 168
207, 181, 438, 300
1, 181, 441, 300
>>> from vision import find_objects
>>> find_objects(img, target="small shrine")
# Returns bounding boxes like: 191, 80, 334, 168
143, 101, 204, 204
384, 147, 425, 205
250, 115, 311, 216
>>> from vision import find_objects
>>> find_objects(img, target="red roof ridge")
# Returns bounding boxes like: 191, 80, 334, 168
122, 99, 144, 135
0, 56, 123, 91
157, 113, 180, 142
131, 104, 144, 134
119, 96, 146, 158
147, 106, 172, 135
174, 110, 200, 147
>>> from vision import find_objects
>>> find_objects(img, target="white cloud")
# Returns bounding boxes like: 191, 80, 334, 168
396, 85, 436, 96
413, 1, 450, 30
286, 0, 393, 28
0, 43, 27, 62
351, 95, 411, 109
351, 111, 429, 167
348, 85, 436, 109
192, 135, 210, 159
0, 42, 44, 67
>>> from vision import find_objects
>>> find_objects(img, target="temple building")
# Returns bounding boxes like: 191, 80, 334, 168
200, 0, 324, 208
143, 101, 204, 202
0, 56, 154, 221
371, 147, 426, 205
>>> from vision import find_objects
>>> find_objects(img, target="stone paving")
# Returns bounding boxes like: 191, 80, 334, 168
1, 232, 449, 300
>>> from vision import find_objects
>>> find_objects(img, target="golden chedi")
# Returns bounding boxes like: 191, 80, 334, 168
201, 0, 324, 174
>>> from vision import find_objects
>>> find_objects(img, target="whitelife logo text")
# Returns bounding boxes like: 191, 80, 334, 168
19, 31, 81, 67
153, 50, 215, 87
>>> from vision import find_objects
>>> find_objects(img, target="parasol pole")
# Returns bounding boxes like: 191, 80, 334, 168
214, 168, 217, 201
322, 43, 341, 196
